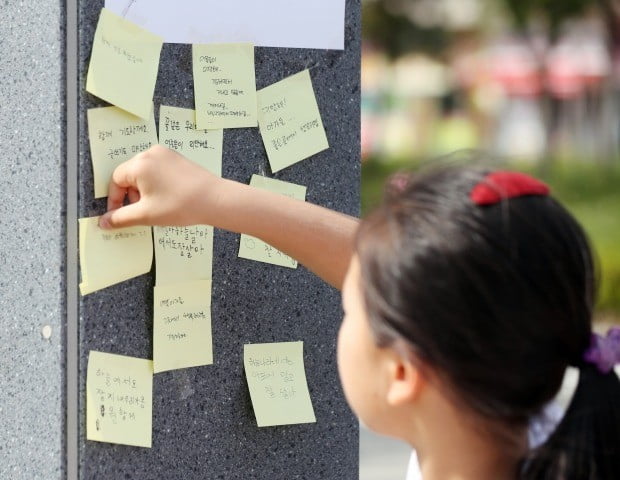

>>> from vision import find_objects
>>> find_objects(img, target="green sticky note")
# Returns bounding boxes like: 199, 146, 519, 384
86, 8, 163, 119
158, 105, 223, 176
153, 225, 214, 286
257, 69, 328, 172
87, 105, 158, 198
153, 280, 213, 373
238, 175, 307, 269
86, 351, 153, 448
244, 342, 316, 427
79, 216, 153, 295
193, 43, 258, 130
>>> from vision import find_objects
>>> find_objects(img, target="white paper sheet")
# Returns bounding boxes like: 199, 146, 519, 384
105, 0, 345, 50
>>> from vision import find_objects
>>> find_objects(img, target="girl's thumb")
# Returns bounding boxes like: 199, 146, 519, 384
99, 203, 148, 229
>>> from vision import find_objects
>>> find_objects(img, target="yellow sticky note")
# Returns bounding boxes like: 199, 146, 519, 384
238, 175, 306, 269
257, 69, 328, 172
79, 216, 153, 295
244, 342, 316, 427
193, 43, 258, 129
86, 8, 163, 119
87, 105, 158, 198
158, 105, 223, 176
153, 280, 213, 373
155, 107, 219, 287
153, 225, 214, 286
86, 351, 153, 448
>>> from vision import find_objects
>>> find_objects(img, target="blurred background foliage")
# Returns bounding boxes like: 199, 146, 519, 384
360, 0, 620, 315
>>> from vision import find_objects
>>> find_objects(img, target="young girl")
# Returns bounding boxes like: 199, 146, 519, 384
100, 146, 620, 479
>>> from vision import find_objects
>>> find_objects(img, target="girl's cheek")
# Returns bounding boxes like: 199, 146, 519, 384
336, 318, 349, 382
336, 320, 344, 365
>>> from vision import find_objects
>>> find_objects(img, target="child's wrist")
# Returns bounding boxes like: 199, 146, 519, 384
198, 175, 234, 228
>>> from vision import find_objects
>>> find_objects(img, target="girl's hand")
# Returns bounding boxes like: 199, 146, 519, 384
99, 145, 222, 229
98, 144, 358, 289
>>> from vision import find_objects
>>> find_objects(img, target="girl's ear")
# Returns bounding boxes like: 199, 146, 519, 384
385, 352, 426, 407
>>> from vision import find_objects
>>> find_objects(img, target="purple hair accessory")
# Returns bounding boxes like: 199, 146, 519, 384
583, 327, 620, 374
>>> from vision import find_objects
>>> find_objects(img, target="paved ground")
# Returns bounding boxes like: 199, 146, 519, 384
360, 424, 412, 480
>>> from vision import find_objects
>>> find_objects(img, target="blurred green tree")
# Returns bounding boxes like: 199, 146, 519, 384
363, 0, 619, 55
503, 0, 596, 38
362, 1, 450, 58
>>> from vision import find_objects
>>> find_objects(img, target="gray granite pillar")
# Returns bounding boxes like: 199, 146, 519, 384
0, 1, 65, 479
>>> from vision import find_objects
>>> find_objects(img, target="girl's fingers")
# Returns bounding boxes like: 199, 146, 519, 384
127, 187, 141, 204
99, 201, 149, 229
106, 155, 143, 212
107, 181, 128, 212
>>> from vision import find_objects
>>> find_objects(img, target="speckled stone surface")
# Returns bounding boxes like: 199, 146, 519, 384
0, 1, 65, 479
78, 1, 360, 479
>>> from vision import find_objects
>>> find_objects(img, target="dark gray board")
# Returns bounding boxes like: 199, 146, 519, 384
77, 1, 360, 478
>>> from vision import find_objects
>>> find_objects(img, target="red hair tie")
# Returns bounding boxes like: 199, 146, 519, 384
470, 171, 550, 206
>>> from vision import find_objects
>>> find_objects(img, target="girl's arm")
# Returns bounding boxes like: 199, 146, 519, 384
99, 145, 359, 290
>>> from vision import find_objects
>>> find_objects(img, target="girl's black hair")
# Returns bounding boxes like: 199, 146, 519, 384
356, 164, 620, 479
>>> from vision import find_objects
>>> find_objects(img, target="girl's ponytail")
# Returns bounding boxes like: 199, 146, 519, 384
521, 330, 620, 479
